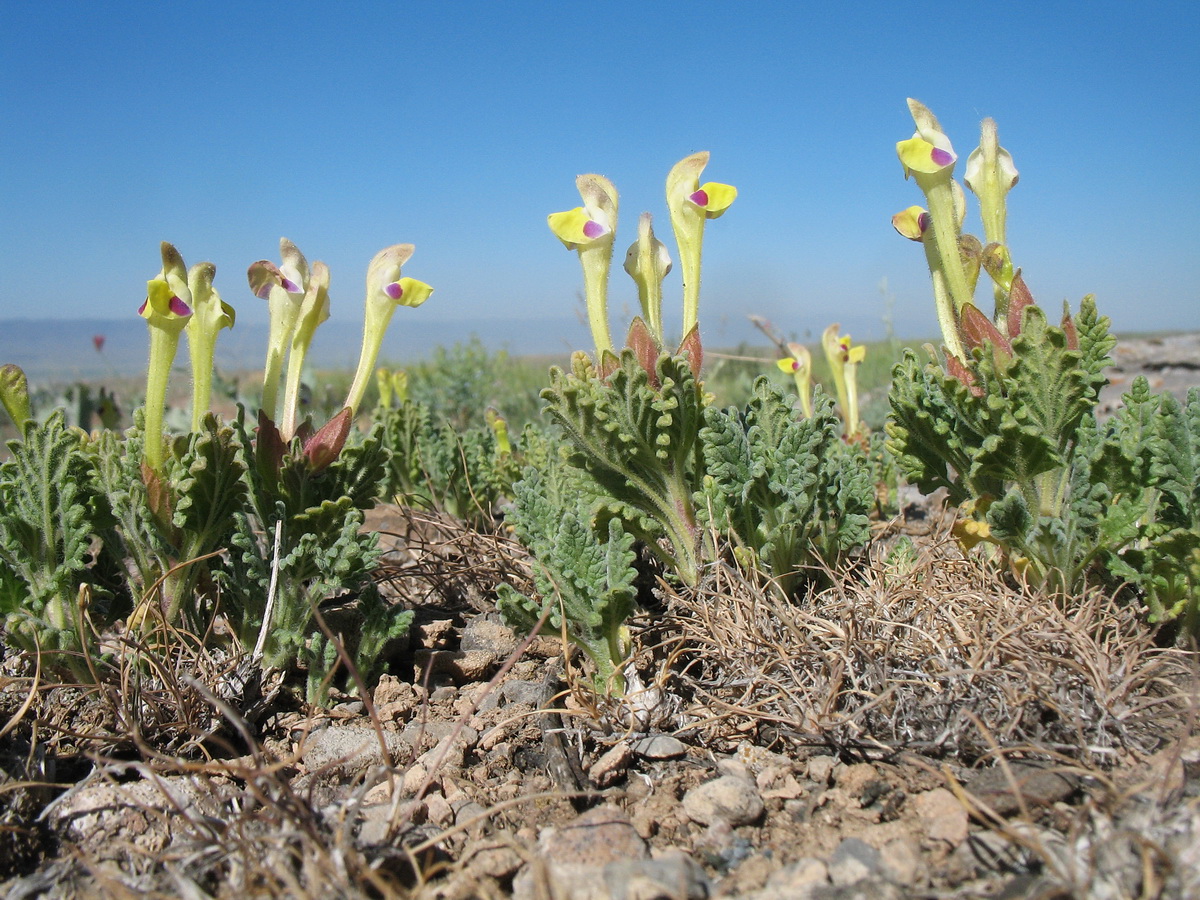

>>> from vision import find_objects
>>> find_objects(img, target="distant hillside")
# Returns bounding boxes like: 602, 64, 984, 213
0, 315, 594, 383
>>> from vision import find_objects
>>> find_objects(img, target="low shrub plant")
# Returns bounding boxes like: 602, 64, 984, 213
885, 99, 1200, 631
1, 239, 429, 696
497, 154, 876, 695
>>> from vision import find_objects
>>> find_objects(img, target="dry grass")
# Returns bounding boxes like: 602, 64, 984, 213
658, 532, 1195, 766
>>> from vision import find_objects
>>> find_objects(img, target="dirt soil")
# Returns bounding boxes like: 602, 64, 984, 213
2, 335, 1199, 900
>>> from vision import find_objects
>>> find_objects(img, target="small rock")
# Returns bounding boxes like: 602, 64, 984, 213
807, 755, 837, 785
589, 741, 633, 788
914, 787, 969, 847
764, 857, 829, 893
963, 762, 1079, 817
413, 649, 497, 684
513, 806, 651, 900
461, 616, 520, 658
682, 775, 765, 827
501, 678, 544, 706
718, 758, 753, 781
539, 804, 649, 866
301, 725, 404, 780
835, 763, 881, 799
879, 837, 921, 885
602, 850, 710, 900
430, 685, 457, 702
425, 793, 454, 827
416, 618, 455, 649
828, 837, 884, 886
631, 734, 687, 760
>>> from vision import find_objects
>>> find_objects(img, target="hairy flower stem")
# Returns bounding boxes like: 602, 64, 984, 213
143, 326, 179, 472
923, 181, 973, 362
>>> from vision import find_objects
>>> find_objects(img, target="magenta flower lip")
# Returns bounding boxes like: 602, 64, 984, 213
281, 277, 301, 292
931, 147, 955, 167
689, 188, 709, 206
384, 281, 404, 300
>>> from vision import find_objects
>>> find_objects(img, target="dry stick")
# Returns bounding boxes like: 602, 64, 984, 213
253, 518, 285, 661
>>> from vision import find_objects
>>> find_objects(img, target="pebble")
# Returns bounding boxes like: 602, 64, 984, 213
879, 836, 921, 885
538, 804, 649, 866
682, 774, 765, 827
913, 787, 969, 847
413, 648, 497, 684
755, 857, 829, 898
828, 837, 884, 886
460, 615, 520, 658
806, 755, 838, 785
512, 805, 650, 900
424, 793, 454, 827
589, 741, 633, 788
631, 734, 687, 760
600, 850, 710, 900
300, 726, 404, 780
963, 762, 1079, 816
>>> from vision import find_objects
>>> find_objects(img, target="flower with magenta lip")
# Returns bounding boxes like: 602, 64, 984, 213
140, 242, 194, 471
896, 99, 974, 361
666, 152, 736, 339
247, 238, 309, 423
548, 174, 619, 359
775, 341, 814, 419
345, 244, 434, 414
279, 261, 330, 440
185, 261, 235, 431
821, 324, 866, 440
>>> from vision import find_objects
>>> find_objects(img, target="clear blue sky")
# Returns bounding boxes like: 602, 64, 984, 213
1, 0, 1196, 353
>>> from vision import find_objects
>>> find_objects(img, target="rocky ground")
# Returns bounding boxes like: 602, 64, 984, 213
2, 335, 1199, 900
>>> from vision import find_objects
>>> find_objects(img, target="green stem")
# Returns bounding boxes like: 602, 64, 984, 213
281, 338, 311, 440
922, 234, 965, 362
346, 304, 397, 415
579, 243, 614, 358
919, 175, 973, 361
144, 326, 181, 472
188, 331, 216, 433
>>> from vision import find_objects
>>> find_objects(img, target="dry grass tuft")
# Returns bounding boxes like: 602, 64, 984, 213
660, 533, 1195, 765
371, 506, 533, 613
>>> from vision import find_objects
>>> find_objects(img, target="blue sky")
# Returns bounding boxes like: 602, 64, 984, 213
1, 0, 1196, 355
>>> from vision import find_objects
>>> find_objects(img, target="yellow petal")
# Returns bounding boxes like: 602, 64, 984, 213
697, 181, 737, 218
547, 207, 598, 248
395, 277, 434, 308
896, 136, 955, 176
891, 205, 928, 241
776, 357, 798, 373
